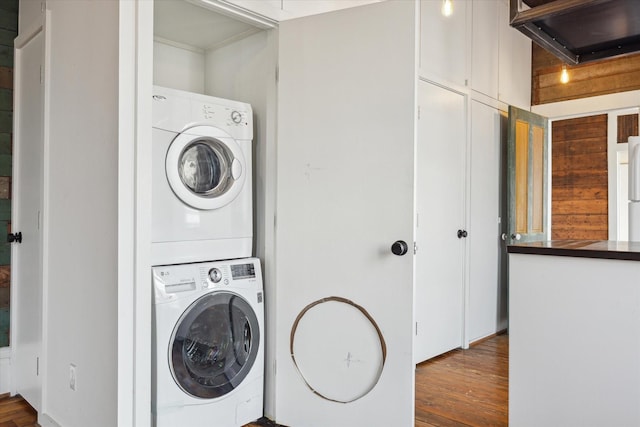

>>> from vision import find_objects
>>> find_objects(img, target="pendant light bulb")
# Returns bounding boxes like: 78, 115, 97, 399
560, 65, 570, 84
442, 0, 453, 17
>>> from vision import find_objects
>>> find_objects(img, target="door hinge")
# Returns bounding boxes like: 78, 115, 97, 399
415, 321, 418, 335
417, 106, 421, 120
413, 241, 418, 254
40, 66, 44, 84
275, 66, 279, 83
36, 357, 39, 376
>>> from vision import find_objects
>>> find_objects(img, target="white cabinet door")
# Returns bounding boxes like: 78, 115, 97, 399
419, 0, 468, 87
471, 0, 499, 98
415, 81, 465, 363
468, 100, 506, 341
12, 24, 44, 411
276, 1, 416, 425
498, 0, 531, 109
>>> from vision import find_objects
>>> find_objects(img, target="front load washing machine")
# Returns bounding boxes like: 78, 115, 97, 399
152, 86, 253, 265
152, 258, 264, 427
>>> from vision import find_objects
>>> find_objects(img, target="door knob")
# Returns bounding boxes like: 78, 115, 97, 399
457, 229, 468, 239
511, 233, 521, 241
7, 232, 22, 243
501, 233, 508, 241
391, 240, 408, 256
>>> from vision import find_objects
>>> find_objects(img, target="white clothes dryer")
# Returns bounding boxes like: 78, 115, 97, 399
152, 258, 264, 427
152, 86, 253, 265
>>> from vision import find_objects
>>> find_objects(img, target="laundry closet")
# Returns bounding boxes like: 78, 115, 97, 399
147, 2, 418, 426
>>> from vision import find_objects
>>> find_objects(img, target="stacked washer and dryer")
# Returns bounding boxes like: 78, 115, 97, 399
151, 86, 264, 427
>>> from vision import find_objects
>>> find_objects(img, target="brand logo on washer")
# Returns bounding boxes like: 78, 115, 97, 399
153, 95, 166, 101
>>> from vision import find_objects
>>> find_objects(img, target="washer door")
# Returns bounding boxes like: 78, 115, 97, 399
166, 126, 247, 210
169, 291, 260, 399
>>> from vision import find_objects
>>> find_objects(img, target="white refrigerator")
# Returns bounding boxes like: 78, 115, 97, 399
630, 136, 640, 241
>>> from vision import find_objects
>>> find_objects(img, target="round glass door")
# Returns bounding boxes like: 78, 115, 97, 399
166, 126, 246, 210
169, 291, 260, 399
178, 139, 233, 197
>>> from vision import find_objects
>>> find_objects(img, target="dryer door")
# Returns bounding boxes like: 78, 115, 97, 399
166, 126, 247, 210
169, 291, 260, 399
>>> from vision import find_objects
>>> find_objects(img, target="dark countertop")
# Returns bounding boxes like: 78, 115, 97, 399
507, 240, 640, 261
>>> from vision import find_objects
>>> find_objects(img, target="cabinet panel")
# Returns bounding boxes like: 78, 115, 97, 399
471, 0, 499, 98
420, 0, 468, 87
468, 101, 506, 341
415, 81, 466, 363
498, 0, 531, 109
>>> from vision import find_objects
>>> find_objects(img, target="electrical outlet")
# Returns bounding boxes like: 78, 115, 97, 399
69, 364, 77, 391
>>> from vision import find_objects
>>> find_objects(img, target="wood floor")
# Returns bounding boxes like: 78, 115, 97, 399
0, 395, 37, 427
415, 334, 508, 426
2, 334, 507, 427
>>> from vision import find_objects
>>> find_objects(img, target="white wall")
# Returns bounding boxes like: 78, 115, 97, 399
153, 41, 205, 94
44, 1, 118, 426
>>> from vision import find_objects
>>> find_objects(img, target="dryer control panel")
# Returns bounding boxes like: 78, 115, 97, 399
152, 85, 253, 141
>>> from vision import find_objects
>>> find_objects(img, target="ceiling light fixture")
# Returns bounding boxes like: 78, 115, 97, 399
560, 64, 570, 84
442, 0, 453, 17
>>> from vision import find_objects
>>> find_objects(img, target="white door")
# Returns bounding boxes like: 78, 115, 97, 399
11, 26, 45, 410
275, 1, 416, 425
414, 81, 465, 364
468, 101, 507, 342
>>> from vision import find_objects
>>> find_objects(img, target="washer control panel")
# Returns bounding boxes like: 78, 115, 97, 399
152, 258, 261, 297
208, 268, 222, 283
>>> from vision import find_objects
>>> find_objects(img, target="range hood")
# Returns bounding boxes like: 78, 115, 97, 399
510, 0, 640, 64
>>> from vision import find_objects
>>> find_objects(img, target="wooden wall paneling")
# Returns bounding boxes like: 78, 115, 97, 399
551, 114, 608, 240
617, 114, 639, 143
532, 44, 640, 105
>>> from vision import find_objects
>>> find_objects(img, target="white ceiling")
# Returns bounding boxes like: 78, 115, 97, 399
154, 0, 261, 51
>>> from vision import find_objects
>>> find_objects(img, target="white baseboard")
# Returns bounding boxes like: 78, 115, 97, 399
0, 347, 10, 395
39, 413, 62, 427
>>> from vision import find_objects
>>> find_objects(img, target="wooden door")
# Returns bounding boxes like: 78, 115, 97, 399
507, 106, 549, 243
275, 1, 416, 425
414, 81, 466, 363
11, 24, 45, 411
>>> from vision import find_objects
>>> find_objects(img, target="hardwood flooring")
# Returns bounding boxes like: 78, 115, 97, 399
0, 395, 38, 427
415, 334, 509, 427
1, 334, 507, 427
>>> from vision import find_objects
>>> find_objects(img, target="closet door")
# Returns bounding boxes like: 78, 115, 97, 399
468, 101, 506, 341
12, 24, 45, 411
415, 81, 466, 363
276, 1, 417, 425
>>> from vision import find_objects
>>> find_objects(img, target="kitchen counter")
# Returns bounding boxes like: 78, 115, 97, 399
508, 239, 640, 261
508, 243, 640, 426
